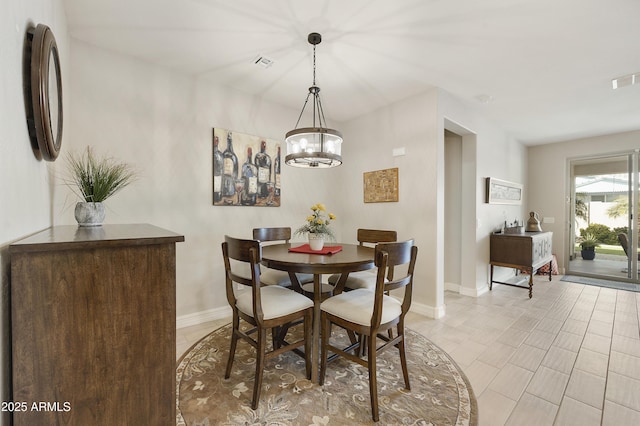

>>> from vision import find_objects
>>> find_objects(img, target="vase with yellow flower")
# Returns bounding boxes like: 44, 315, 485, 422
294, 203, 336, 251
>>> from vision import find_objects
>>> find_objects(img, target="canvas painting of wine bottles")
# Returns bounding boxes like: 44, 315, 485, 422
212, 128, 281, 207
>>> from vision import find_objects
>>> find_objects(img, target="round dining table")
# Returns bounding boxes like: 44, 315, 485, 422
261, 242, 375, 383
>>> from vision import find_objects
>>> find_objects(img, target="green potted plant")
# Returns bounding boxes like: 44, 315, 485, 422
294, 203, 336, 250
66, 147, 137, 226
579, 232, 600, 260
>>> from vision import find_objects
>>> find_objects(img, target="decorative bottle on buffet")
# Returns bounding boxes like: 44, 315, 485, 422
222, 131, 238, 201
254, 140, 271, 198
241, 147, 258, 206
213, 135, 223, 203
274, 145, 281, 196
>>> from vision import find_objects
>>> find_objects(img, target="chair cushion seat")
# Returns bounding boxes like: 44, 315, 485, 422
320, 289, 402, 326
260, 268, 292, 286
236, 285, 313, 320
328, 270, 382, 290
260, 268, 314, 287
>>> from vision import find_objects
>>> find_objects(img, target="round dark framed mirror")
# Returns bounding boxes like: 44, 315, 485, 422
28, 24, 63, 161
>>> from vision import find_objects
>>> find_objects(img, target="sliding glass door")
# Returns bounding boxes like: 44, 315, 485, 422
567, 152, 639, 283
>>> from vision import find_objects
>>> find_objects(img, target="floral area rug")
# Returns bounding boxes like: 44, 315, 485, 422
177, 323, 477, 425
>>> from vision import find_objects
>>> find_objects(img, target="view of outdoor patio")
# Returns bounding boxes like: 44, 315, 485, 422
568, 172, 637, 282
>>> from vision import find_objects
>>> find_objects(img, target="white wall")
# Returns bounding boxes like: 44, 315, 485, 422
338, 90, 443, 315
339, 89, 526, 315
528, 130, 640, 271
61, 40, 343, 323
1, 0, 69, 423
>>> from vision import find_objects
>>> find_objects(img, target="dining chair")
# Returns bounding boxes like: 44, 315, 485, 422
327, 228, 397, 292
319, 240, 417, 422
618, 232, 640, 260
253, 227, 314, 291
222, 235, 313, 410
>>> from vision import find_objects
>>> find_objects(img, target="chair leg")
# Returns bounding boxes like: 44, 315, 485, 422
251, 328, 267, 410
397, 322, 410, 390
304, 309, 313, 380
319, 314, 330, 386
225, 313, 240, 379
347, 330, 358, 346
271, 326, 279, 350
358, 334, 367, 357
368, 333, 379, 422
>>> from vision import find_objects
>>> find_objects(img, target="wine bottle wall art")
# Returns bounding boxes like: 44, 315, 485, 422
212, 128, 281, 207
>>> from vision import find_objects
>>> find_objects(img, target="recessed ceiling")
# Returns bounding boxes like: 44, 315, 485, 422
63, 0, 640, 145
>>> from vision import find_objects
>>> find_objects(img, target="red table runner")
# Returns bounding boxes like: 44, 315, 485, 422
288, 244, 343, 255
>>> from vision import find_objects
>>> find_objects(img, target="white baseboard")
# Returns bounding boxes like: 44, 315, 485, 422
176, 306, 232, 329
410, 301, 446, 319
445, 281, 489, 298
460, 284, 490, 297
444, 281, 460, 292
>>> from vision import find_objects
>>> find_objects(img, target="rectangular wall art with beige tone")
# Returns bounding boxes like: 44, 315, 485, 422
363, 167, 399, 203
10, 224, 184, 425
485, 177, 523, 205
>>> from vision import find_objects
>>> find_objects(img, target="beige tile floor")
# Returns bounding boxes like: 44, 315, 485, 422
176, 275, 640, 425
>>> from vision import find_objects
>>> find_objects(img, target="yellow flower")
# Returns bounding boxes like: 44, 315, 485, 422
295, 203, 336, 240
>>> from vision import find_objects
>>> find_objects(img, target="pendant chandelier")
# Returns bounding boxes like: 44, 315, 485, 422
285, 33, 342, 168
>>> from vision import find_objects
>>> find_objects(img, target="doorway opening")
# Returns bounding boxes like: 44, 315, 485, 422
444, 122, 477, 296
444, 130, 463, 291
567, 152, 639, 285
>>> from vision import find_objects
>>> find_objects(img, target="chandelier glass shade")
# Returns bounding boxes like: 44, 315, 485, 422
285, 33, 342, 168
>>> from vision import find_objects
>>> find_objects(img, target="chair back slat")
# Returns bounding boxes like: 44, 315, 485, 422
375, 240, 413, 267
228, 270, 253, 287
357, 228, 397, 246
253, 227, 291, 243
384, 274, 412, 293
225, 235, 262, 262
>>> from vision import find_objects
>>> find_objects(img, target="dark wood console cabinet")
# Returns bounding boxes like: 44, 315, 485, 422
490, 231, 553, 298
10, 224, 184, 425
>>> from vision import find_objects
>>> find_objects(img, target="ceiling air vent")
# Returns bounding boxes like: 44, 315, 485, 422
612, 72, 640, 89
253, 55, 274, 69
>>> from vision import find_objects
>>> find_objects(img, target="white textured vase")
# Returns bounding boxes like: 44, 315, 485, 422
308, 233, 325, 251
74, 202, 106, 227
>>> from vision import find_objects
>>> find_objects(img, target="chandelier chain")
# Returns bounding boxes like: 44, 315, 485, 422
313, 44, 317, 86
293, 41, 331, 130
311, 43, 328, 130
293, 91, 312, 130
312, 44, 317, 128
